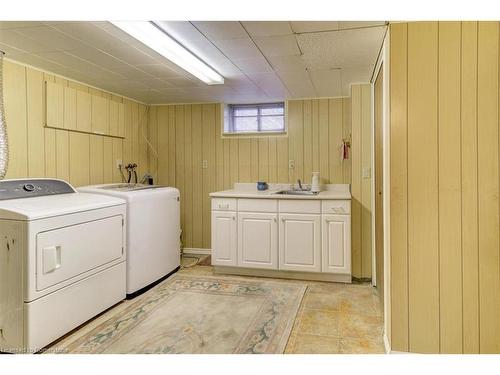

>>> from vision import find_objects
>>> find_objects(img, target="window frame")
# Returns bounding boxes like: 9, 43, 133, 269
224, 102, 286, 136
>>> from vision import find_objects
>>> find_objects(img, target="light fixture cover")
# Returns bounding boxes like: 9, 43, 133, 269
111, 21, 224, 85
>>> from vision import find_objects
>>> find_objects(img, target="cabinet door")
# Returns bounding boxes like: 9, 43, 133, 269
91, 95, 109, 135
211, 211, 237, 266
76, 90, 92, 132
109, 100, 119, 137
63, 86, 77, 130
117, 102, 125, 138
279, 214, 321, 272
46, 81, 63, 128
322, 214, 351, 274
238, 212, 278, 270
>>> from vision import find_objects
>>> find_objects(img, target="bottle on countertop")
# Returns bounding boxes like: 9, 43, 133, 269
311, 172, 320, 193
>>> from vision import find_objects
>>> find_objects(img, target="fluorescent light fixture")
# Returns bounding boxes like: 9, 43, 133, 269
111, 21, 224, 85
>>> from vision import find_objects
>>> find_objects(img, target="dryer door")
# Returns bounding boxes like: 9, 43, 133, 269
36, 215, 123, 291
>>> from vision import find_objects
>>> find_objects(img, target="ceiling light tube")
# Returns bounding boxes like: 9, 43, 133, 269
111, 21, 224, 85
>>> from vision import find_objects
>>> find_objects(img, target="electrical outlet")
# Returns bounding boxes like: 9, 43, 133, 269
116, 159, 123, 169
202, 160, 208, 169
289, 160, 295, 169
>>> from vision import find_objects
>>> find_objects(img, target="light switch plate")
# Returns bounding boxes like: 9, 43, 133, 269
202, 160, 208, 169
289, 160, 295, 169
116, 159, 122, 169
362, 167, 371, 179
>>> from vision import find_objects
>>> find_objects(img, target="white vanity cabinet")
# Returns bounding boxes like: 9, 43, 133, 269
278, 200, 321, 273
279, 213, 321, 272
211, 199, 237, 266
321, 200, 351, 274
237, 212, 278, 269
210, 187, 352, 282
322, 214, 351, 274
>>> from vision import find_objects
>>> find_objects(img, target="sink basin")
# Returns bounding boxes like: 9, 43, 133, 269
273, 190, 319, 196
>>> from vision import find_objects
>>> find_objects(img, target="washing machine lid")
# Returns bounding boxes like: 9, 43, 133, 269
80, 183, 166, 192
0, 179, 126, 221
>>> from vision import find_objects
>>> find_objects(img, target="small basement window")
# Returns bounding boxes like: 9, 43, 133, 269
224, 102, 285, 134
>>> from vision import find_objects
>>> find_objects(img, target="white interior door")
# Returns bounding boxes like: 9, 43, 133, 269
211, 211, 237, 266
322, 214, 351, 274
237, 212, 278, 269
279, 213, 321, 272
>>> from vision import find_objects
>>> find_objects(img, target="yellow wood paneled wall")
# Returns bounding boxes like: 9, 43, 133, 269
390, 21, 500, 354
149, 95, 373, 279
351, 84, 373, 279
3, 60, 148, 186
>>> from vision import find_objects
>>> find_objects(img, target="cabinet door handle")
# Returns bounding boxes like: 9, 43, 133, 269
281, 217, 285, 222
232, 215, 235, 220
274, 217, 277, 223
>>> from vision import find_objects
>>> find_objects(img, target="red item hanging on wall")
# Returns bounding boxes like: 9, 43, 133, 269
341, 138, 350, 160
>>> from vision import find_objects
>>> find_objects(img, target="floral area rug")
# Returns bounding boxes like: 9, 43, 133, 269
56, 275, 306, 354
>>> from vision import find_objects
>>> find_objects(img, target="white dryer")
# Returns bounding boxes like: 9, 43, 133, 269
0, 178, 126, 353
78, 184, 180, 297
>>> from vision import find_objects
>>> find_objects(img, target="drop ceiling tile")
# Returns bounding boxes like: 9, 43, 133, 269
53, 22, 129, 52
290, 21, 340, 33
36, 51, 99, 73
67, 46, 126, 69
285, 81, 317, 98
241, 21, 293, 37
105, 46, 160, 66
164, 76, 206, 88
191, 21, 247, 40
268, 54, 306, 72
233, 56, 273, 74
308, 69, 342, 97
212, 37, 261, 60
248, 72, 289, 97
134, 63, 184, 78
17, 26, 91, 52
276, 69, 310, 84
140, 78, 175, 89
0, 21, 43, 29
253, 35, 300, 57
0, 29, 57, 53
297, 26, 386, 70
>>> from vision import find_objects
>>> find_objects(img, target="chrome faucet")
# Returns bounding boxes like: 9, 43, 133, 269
297, 179, 303, 191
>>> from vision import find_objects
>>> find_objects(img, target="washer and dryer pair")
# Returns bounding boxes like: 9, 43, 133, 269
0, 178, 180, 353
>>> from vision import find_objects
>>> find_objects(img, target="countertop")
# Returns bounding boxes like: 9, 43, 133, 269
209, 183, 351, 200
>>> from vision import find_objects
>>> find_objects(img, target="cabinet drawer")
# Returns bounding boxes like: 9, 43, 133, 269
211, 198, 237, 211
238, 199, 278, 213
322, 200, 351, 214
279, 200, 321, 214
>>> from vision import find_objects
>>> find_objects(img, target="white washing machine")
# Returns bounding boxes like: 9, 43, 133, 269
0, 178, 127, 353
78, 183, 180, 297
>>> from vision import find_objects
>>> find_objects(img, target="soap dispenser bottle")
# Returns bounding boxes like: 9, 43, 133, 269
311, 172, 320, 193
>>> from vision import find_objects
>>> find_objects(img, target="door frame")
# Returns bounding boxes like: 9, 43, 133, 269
370, 26, 391, 352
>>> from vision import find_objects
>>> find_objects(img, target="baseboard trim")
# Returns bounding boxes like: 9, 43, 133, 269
383, 333, 410, 354
182, 248, 211, 255
213, 266, 352, 283
383, 332, 391, 354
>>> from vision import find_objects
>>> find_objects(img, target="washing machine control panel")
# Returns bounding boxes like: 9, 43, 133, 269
0, 179, 76, 200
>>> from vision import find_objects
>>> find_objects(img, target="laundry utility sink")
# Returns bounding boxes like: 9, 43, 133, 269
273, 190, 319, 196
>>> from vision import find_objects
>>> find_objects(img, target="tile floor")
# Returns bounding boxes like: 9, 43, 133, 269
181, 255, 386, 354
48, 255, 385, 354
